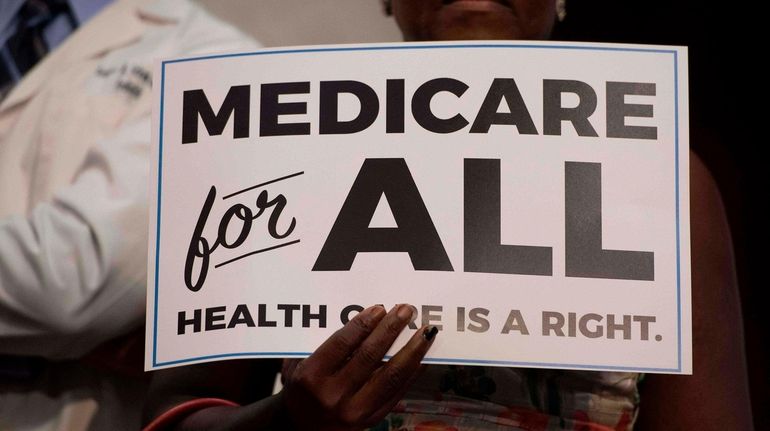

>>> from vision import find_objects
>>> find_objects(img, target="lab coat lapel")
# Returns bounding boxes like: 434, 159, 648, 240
0, 0, 150, 114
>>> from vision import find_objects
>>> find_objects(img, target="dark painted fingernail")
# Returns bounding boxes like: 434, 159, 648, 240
423, 326, 439, 341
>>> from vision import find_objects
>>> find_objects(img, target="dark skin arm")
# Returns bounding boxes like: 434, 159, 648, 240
636, 153, 753, 430
142, 357, 281, 427
144, 304, 437, 431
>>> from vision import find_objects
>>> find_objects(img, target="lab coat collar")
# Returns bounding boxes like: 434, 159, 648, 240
137, 0, 193, 23
0, 0, 188, 114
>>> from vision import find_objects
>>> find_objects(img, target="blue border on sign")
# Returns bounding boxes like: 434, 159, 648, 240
152, 43, 683, 371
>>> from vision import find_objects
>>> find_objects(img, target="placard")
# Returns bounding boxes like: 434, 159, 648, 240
146, 41, 691, 373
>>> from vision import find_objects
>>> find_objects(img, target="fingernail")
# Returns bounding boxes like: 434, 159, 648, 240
423, 326, 439, 341
361, 305, 385, 318
397, 304, 414, 321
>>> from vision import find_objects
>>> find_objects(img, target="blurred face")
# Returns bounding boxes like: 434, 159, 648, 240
392, 0, 556, 41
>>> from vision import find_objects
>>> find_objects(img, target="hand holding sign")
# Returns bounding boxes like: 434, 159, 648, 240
280, 304, 437, 430
145, 304, 438, 430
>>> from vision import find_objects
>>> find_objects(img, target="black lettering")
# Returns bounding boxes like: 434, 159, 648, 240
464, 159, 552, 275
277, 304, 301, 327
470, 78, 538, 134
177, 309, 201, 334
565, 161, 654, 280
258, 304, 277, 327
606, 82, 657, 140
182, 85, 250, 144
319, 81, 379, 134
260, 82, 311, 136
217, 205, 252, 248
227, 304, 256, 328
184, 186, 298, 293
543, 79, 598, 137
340, 304, 364, 324
255, 190, 296, 239
421, 305, 443, 330
412, 78, 469, 133
303, 305, 327, 328
313, 159, 453, 271
467, 308, 490, 333
205, 306, 227, 331
185, 187, 219, 292
386, 79, 405, 133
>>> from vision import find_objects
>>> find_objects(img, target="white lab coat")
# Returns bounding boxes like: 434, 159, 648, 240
0, 0, 258, 358
0, 0, 258, 428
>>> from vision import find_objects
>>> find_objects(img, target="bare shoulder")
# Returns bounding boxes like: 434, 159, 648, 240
688, 151, 736, 301
690, 152, 730, 240
636, 151, 752, 430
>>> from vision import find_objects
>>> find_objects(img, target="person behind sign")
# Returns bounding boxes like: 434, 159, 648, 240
142, 1, 754, 430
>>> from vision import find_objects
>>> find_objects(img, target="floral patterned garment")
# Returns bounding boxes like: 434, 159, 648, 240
368, 366, 641, 431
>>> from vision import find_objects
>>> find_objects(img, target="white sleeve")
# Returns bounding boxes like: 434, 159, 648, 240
0, 118, 151, 359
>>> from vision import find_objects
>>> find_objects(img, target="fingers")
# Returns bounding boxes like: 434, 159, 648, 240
305, 305, 386, 374
353, 325, 438, 415
280, 310, 438, 431
281, 359, 300, 384
341, 304, 415, 389
365, 364, 423, 423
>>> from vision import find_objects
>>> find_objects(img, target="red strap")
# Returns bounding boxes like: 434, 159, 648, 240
143, 398, 240, 431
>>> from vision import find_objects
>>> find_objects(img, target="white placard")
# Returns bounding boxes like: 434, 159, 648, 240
146, 41, 691, 374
